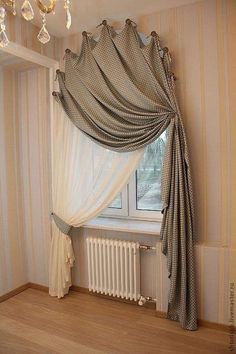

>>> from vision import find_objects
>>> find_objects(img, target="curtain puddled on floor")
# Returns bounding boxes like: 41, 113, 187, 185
52, 19, 197, 330
49, 102, 144, 298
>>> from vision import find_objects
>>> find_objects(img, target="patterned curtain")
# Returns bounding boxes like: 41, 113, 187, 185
53, 19, 197, 330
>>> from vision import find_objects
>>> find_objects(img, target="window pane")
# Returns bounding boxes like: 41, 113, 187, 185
109, 192, 122, 209
136, 132, 167, 211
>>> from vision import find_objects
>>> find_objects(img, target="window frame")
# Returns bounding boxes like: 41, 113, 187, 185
101, 132, 166, 222
128, 171, 163, 221
102, 186, 129, 217
101, 175, 163, 222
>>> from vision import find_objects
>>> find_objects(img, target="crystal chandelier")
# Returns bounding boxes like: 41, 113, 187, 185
0, 0, 72, 47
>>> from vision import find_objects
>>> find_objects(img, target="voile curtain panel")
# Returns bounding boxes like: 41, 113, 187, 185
49, 102, 144, 298
52, 19, 197, 330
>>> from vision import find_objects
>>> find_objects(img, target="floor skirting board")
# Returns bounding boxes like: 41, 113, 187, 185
0, 283, 48, 302
28, 282, 49, 293
0, 283, 232, 332
70, 285, 156, 310
155, 310, 231, 333
0, 283, 30, 303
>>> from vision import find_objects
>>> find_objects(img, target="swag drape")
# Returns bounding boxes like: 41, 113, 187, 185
52, 19, 197, 330
49, 102, 144, 298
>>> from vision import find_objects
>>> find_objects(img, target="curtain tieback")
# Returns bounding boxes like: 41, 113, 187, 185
51, 212, 72, 235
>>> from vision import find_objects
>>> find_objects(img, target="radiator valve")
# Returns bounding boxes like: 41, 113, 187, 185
138, 295, 156, 306
138, 295, 147, 306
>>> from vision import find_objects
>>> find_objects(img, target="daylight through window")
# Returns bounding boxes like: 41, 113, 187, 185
102, 131, 167, 220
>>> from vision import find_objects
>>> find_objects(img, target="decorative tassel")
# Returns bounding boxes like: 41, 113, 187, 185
96, 19, 107, 28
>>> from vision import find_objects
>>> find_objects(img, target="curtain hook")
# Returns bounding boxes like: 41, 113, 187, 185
151, 31, 162, 50
54, 69, 60, 81
125, 18, 137, 27
63, 48, 71, 60
96, 19, 107, 28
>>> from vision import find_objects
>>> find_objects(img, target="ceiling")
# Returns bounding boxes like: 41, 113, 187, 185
14, 0, 197, 38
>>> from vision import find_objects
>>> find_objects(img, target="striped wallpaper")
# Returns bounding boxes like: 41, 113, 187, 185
0, 0, 235, 326
5, 11, 58, 60
0, 64, 51, 295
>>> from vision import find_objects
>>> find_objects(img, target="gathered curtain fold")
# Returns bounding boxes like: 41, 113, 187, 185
52, 20, 197, 330
49, 102, 144, 298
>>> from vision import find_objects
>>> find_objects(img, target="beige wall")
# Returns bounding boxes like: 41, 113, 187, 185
0, 13, 56, 296
0, 0, 235, 326
0, 66, 28, 293
0, 64, 51, 295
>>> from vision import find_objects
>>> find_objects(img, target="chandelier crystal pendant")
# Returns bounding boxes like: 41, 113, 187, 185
21, 0, 34, 21
0, 6, 6, 24
37, 11, 50, 44
0, 0, 72, 47
12, 0, 16, 15
64, 0, 71, 30
0, 7, 9, 48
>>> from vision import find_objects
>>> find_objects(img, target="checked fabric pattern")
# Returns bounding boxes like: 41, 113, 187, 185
53, 19, 198, 330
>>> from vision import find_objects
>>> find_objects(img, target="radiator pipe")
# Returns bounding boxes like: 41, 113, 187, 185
139, 244, 156, 251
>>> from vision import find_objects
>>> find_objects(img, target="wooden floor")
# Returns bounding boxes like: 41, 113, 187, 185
0, 289, 229, 354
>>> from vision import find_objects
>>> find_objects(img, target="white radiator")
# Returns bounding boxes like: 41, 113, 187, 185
86, 237, 140, 301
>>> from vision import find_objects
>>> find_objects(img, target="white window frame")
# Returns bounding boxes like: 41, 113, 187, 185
102, 186, 128, 217
101, 173, 163, 222
128, 172, 163, 222
101, 131, 167, 222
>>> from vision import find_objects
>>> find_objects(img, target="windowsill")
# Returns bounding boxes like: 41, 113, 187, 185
82, 217, 161, 236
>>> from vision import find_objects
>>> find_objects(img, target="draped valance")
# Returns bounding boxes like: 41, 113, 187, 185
52, 19, 197, 331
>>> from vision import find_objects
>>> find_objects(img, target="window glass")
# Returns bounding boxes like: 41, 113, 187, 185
136, 132, 167, 211
109, 193, 122, 209
104, 131, 167, 218
136, 132, 166, 211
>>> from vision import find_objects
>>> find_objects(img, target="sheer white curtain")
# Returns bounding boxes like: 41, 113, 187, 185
49, 104, 144, 298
